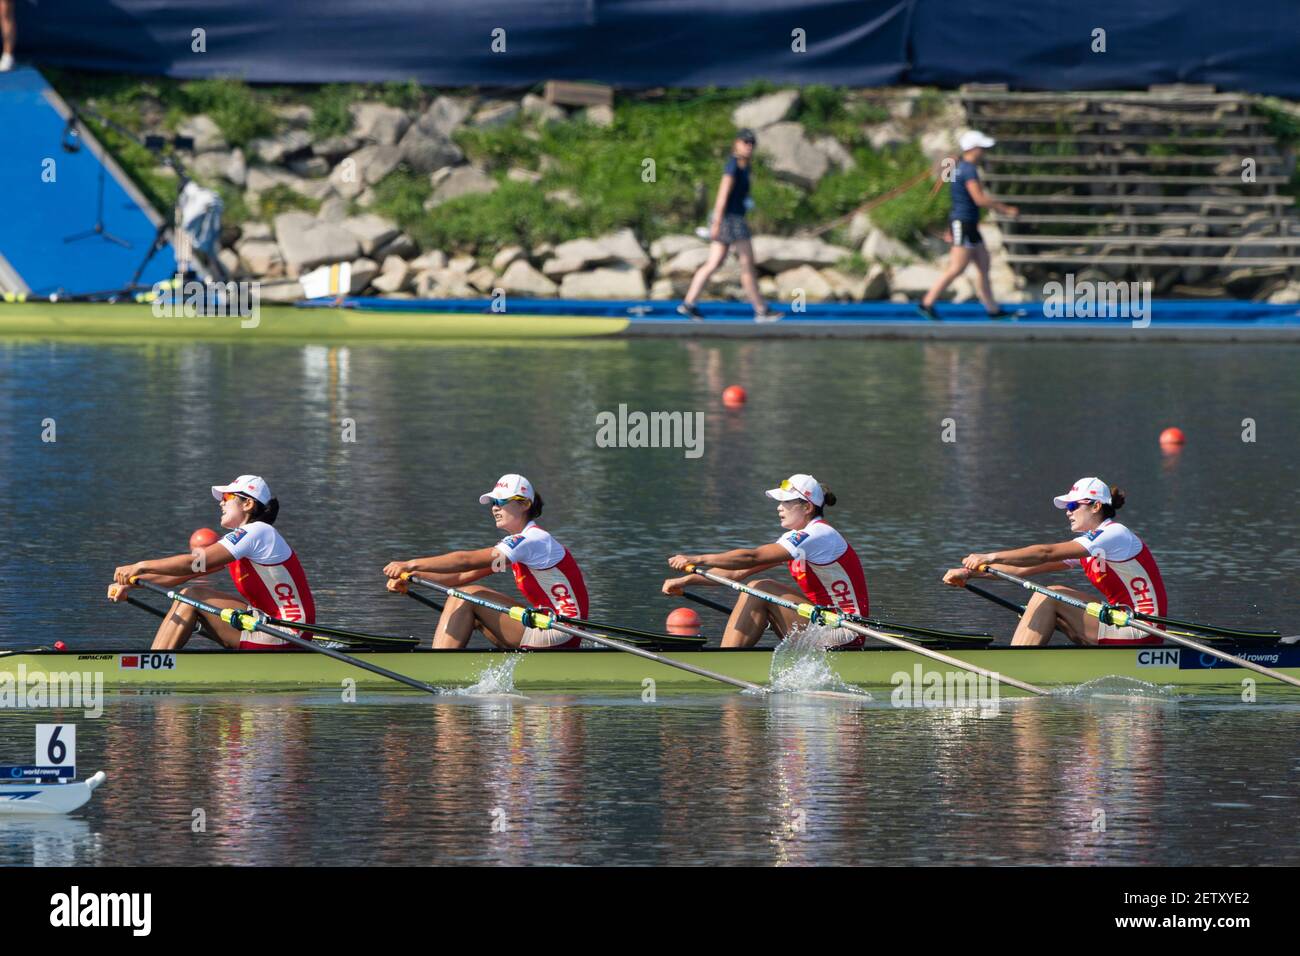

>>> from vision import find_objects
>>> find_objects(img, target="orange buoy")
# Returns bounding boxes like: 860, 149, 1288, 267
722, 385, 747, 408
666, 607, 702, 636
190, 527, 221, 551
1159, 427, 1186, 446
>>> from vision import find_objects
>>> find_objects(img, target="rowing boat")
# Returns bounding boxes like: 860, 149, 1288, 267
0, 771, 107, 815
3, 643, 1297, 691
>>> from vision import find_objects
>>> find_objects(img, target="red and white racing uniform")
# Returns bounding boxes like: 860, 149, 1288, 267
1065, 519, 1167, 645
774, 518, 870, 648
494, 521, 590, 649
220, 521, 315, 649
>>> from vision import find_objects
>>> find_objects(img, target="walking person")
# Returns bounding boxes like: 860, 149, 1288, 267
918, 130, 1020, 320
677, 129, 784, 323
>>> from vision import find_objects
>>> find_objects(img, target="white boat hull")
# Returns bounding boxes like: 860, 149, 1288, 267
0, 771, 106, 815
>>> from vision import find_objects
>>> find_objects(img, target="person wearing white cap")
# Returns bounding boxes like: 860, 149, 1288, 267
942, 477, 1168, 646
663, 474, 870, 648
382, 474, 590, 649
108, 475, 316, 651
918, 129, 1020, 321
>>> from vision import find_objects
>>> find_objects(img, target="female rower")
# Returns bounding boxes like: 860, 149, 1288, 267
107, 475, 315, 650
662, 474, 869, 648
382, 474, 589, 649
942, 477, 1167, 646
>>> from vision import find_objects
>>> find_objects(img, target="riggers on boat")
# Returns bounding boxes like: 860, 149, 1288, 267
3, 643, 1297, 692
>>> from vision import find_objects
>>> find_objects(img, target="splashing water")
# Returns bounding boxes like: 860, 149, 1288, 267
767, 625, 872, 699
1053, 675, 1176, 701
446, 655, 524, 697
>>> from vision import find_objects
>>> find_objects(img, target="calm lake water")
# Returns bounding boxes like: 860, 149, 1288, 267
1, 337, 1297, 865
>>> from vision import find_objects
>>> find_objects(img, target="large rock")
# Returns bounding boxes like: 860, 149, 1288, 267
731, 90, 799, 131
329, 145, 402, 199
814, 136, 855, 172
560, 264, 648, 299
374, 233, 418, 260
178, 115, 226, 153
249, 129, 312, 165
409, 250, 448, 272
246, 166, 332, 202
274, 105, 314, 129
751, 235, 852, 272
399, 128, 463, 176
820, 267, 868, 302
236, 238, 284, 277
347, 258, 380, 293
862, 263, 890, 299
756, 122, 829, 190
498, 260, 559, 297
550, 228, 650, 272
582, 105, 614, 128
888, 264, 945, 295
867, 122, 908, 151
846, 210, 875, 245
350, 103, 411, 146
313, 135, 362, 161
273, 212, 362, 276
775, 265, 835, 302
340, 213, 401, 257
371, 257, 412, 294
472, 100, 520, 129
861, 229, 916, 264
521, 94, 566, 125
661, 247, 712, 278
492, 245, 525, 272
426, 165, 498, 207
259, 280, 305, 304
650, 234, 707, 260
418, 96, 476, 139
466, 267, 498, 293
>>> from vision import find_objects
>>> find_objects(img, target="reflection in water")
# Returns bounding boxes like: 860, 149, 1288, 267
2, 338, 1298, 865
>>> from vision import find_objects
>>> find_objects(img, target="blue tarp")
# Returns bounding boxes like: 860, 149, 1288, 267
298, 297, 1300, 327
17, 1, 1300, 96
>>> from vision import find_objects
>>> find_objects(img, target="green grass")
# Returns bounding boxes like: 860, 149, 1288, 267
45, 71, 954, 250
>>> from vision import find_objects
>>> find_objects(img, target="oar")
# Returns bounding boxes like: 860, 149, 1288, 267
684, 565, 1050, 697
685, 588, 994, 645
403, 573, 858, 699
125, 595, 222, 643
978, 565, 1300, 689
130, 578, 446, 695
963, 582, 1028, 616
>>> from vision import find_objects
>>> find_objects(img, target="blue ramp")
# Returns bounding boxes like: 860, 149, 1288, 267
0, 68, 176, 296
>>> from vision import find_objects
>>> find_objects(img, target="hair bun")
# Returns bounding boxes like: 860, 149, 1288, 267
1110, 487, 1126, 511
822, 491, 837, 507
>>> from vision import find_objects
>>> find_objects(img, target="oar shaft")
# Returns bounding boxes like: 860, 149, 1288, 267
979, 566, 1300, 689
963, 582, 1026, 616
404, 574, 763, 692
688, 566, 1048, 696
132, 579, 443, 695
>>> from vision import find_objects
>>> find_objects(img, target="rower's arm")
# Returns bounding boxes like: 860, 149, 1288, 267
983, 541, 1089, 567
117, 543, 235, 584
697, 543, 790, 571
402, 548, 500, 575
984, 560, 1071, 578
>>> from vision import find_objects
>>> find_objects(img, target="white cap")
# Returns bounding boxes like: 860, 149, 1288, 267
212, 475, 272, 505
765, 474, 825, 507
1053, 477, 1112, 509
959, 130, 995, 152
479, 473, 534, 505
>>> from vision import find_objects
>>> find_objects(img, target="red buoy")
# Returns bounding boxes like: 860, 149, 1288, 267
666, 607, 702, 636
722, 385, 747, 408
54, 641, 67, 652
190, 527, 221, 551
1159, 427, 1186, 446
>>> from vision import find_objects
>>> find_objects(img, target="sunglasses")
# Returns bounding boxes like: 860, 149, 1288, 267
487, 496, 529, 507
220, 492, 248, 503
1064, 500, 1097, 512
779, 479, 811, 501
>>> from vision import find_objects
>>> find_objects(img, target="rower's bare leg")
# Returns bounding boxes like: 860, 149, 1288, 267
1010, 587, 1089, 646
151, 586, 245, 650
681, 242, 729, 307
721, 580, 800, 647
433, 586, 528, 649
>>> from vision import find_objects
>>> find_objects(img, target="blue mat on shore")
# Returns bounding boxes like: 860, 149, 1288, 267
296, 297, 1300, 327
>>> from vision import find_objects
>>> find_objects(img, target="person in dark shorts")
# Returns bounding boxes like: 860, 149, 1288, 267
919, 131, 1020, 320
678, 129, 783, 323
